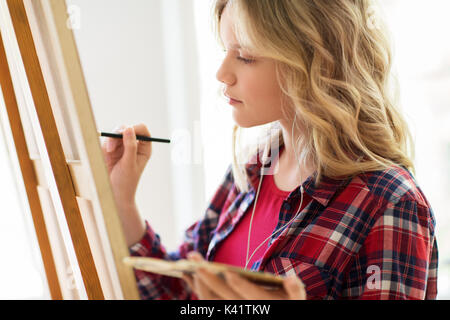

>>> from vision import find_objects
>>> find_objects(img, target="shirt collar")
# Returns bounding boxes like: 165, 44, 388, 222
244, 144, 351, 207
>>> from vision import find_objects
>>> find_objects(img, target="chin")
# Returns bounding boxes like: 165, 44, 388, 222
234, 121, 255, 129
233, 113, 273, 129
233, 116, 257, 128
232, 105, 280, 128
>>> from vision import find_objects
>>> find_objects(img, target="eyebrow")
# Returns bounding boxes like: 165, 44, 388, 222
222, 42, 256, 54
227, 44, 253, 51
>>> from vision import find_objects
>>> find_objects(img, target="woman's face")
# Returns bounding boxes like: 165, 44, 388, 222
216, 4, 285, 128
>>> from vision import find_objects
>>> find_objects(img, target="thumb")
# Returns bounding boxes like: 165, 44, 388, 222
122, 126, 138, 165
187, 251, 204, 261
283, 275, 306, 300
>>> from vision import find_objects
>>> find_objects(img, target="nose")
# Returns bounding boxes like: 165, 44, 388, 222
216, 56, 236, 86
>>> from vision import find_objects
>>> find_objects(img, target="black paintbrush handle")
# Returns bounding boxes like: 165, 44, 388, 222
100, 132, 170, 143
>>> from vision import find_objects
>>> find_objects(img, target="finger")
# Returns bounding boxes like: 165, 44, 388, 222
132, 123, 151, 137
187, 252, 241, 299
182, 274, 195, 291
106, 138, 119, 153
102, 135, 118, 154
100, 137, 109, 154
122, 126, 138, 164
103, 125, 126, 153
194, 273, 220, 300
185, 252, 213, 299
134, 123, 152, 158
283, 275, 306, 300
196, 268, 242, 300
225, 272, 278, 300
187, 251, 204, 261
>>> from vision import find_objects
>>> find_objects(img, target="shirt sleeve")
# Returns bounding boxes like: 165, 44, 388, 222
357, 195, 437, 300
128, 164, 235, 300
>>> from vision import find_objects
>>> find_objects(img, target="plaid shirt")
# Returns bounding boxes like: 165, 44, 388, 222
130, 148, 438, 300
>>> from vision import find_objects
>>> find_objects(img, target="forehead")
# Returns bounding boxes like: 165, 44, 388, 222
219, 5, 249, 50
218, 2, 261, 56
219, 5, 236, 43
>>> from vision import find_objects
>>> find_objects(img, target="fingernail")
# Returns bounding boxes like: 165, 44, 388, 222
197, 267, 205, 273
187, 251, 201, 260
125, 127, 134, 137
106, 140, 113, 152
224, 272, 234, 282
287, 275, 299, 286
196, 268, 206, 278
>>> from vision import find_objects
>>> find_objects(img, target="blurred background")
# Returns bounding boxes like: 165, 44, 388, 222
0, 0, 448, 299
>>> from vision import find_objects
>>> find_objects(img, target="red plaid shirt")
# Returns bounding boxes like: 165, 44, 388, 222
130, 147, 438, 300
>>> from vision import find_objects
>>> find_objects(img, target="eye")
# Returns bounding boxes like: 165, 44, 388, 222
237, 56, 255, 64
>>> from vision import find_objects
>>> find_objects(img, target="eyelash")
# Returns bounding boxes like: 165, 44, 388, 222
237, 56, 254, 64
222, 50, 255, 64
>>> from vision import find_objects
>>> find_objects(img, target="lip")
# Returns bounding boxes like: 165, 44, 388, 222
228, 97, 242, 105
225, 94, 242, 105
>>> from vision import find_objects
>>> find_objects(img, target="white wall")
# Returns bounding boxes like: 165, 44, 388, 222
0, 90, 49, 299
380, 0, 450, 299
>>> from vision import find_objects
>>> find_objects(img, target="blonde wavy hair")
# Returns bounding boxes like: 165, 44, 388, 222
213, 0, 415, 193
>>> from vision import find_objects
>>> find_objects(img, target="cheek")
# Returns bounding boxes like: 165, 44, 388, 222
244, 76, 283, 115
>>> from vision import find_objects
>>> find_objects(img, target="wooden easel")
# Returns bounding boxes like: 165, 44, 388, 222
0, 0, 139, 299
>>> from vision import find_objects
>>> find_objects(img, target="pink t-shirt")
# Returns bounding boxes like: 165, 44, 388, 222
213, 147, 311, 268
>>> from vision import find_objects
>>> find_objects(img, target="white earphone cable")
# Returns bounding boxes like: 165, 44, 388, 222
245, 114, 305, 270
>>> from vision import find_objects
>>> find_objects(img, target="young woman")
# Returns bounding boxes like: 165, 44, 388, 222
102, 0, 438, 300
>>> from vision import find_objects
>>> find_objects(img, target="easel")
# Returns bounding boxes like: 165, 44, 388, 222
0, 0, 139, 299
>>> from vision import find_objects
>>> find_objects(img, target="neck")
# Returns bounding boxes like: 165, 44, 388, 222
277, 119, 315, 183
